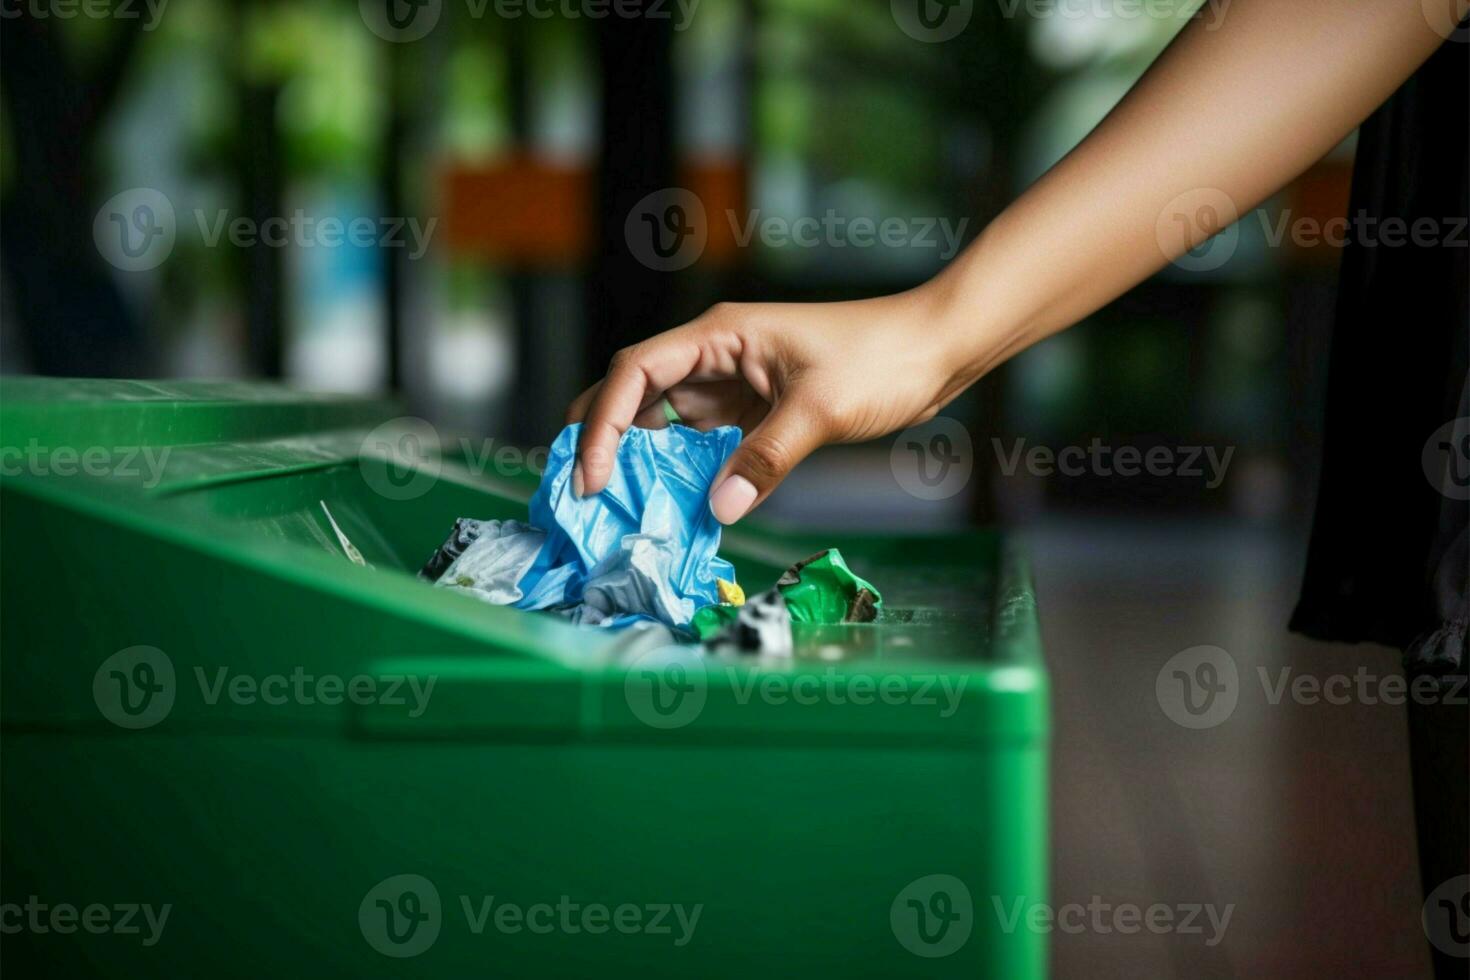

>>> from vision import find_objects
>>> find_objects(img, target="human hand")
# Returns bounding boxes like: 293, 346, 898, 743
566, 289, 983, 524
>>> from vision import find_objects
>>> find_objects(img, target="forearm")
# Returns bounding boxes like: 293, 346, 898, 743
928, 0, 1461, 380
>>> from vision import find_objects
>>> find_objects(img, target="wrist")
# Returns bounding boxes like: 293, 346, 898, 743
915, 234, 1035, 387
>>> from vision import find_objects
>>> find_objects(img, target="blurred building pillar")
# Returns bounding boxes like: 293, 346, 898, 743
382, 40, 408, 394
235, 0, 285, 379
0, 13, 147, 377
585, 14, 677, 384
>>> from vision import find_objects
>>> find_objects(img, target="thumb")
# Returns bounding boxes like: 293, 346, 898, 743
708, 395, 829, 525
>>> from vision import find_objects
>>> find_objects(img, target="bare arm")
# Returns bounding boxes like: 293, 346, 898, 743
571, 0, 1465, 523
933, 0, 1463, 377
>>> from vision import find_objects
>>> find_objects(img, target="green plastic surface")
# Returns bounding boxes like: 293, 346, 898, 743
0, 378, 1049, 978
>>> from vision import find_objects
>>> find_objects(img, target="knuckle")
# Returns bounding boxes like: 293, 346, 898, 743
740, 433, 794, 483
608, 346, 639, 373
799, 388, 846, 433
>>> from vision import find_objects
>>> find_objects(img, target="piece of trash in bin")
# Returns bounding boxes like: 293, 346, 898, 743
777, 549, 881, 624
717, 579, 745, 606
701, 588, 793, 657
419, 517, 485, 582
432, 519, 549, 604
691, 601, 740, 640
694, 549, 882, 654
425, 423, 741, 630
320, 501, 369, 568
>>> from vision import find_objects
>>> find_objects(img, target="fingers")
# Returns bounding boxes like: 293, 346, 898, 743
631, 401, 674, 430
628, 380, 763, 431
708, 393, 829, 525
574, 332, 705, 496
565, 381, 602, 426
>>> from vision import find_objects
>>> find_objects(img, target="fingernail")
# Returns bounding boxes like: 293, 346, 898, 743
709, 475, 757, 525
572, 463, 585, 499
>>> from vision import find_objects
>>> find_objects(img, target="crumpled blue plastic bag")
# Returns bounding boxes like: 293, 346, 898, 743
492, 422, 740, 629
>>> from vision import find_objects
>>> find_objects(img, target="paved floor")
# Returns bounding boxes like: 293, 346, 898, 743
1022, 516, 1432, 979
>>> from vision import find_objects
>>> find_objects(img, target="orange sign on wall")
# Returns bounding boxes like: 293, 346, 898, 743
440, 155, 747, 266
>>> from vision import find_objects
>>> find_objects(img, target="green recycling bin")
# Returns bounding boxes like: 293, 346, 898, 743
0, 378, 1049, 978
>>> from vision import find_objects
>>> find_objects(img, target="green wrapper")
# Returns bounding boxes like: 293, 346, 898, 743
691, 602, 742, 640
776, 549, 882, 625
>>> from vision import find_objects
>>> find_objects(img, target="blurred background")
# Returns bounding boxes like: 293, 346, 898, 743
1, 1, 1433, 976
0, 0, 1344, 528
